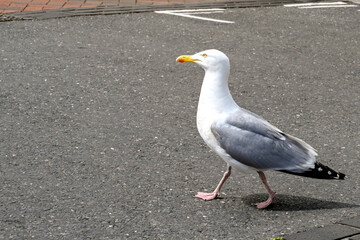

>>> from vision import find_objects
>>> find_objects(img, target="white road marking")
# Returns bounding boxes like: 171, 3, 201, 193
284, 1, 358, 8
185, 11, 225, 15
158, 9, 225, 13
299, 5, 357, 8
284, 1, 347, 7
155, 9, 234, 24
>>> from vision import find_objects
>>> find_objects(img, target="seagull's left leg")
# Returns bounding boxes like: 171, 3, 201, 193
254, 171, 276, 209
194, 165, 232, 201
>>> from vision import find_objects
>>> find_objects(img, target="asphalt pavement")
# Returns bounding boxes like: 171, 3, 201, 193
1, 3, 359, 240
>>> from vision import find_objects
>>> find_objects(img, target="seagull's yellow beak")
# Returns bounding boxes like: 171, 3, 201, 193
176, 55, 198, 63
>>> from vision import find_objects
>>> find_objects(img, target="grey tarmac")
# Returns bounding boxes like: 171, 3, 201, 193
0, 4, 359, 240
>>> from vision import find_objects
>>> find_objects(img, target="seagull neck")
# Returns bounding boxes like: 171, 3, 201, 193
199, 70, 237, 111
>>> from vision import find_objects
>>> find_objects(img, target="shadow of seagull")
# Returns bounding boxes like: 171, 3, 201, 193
241, 194, 360, 211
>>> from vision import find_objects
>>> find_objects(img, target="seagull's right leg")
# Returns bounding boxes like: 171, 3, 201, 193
194, 165, 232, 201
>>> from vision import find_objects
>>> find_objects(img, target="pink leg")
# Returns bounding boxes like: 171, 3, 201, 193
194, 165, 232, 201
254, 171, 276, 209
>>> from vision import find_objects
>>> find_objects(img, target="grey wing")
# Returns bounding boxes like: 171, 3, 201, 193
211, 110, 317, 171
226, 108, 286, 141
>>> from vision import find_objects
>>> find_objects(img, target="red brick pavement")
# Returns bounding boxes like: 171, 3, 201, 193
0, 0, 219, 13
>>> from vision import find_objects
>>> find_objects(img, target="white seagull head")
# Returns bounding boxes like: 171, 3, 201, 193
177, 49, 230, 72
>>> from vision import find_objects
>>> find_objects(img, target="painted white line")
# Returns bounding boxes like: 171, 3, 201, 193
185, 11, 225, 14
155, 9, 234, 24
299, 4, 357, 8
284, 1, 346, 7
158, 12, 235, 23
156, 8, 225, 13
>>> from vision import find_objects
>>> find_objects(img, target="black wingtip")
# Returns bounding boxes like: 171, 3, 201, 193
279, 162, 346, 180
338, 172, 346, 180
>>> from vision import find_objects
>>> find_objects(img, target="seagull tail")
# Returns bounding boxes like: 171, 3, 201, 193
279, 162, 345, 180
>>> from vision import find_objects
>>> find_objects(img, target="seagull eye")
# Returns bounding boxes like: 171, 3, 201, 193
202, 54, 207, 58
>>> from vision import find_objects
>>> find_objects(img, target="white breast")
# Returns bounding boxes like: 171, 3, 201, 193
195, 62, 255, 173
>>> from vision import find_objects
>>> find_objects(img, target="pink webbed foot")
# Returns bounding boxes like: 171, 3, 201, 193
253, 191, 276, 209
194, 166, 232, 201
194, 192, 219, 201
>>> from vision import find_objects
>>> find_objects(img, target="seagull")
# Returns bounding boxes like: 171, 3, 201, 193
176, 49, 345, 209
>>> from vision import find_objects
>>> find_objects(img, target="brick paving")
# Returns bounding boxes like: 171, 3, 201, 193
0, 0, 228, 13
